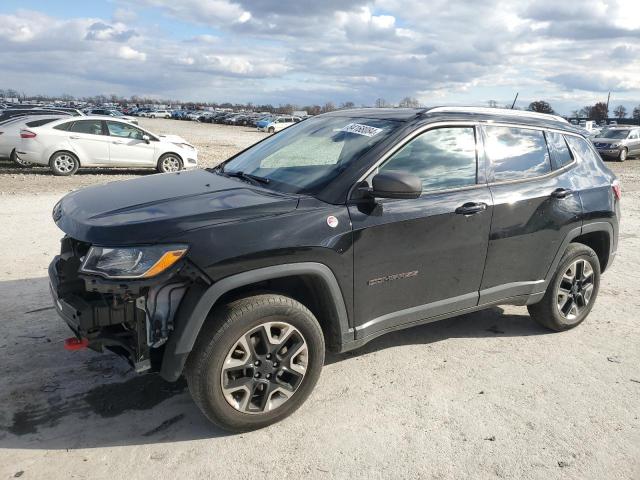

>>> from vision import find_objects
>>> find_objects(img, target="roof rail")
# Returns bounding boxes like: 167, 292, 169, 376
426, 106, 569, 124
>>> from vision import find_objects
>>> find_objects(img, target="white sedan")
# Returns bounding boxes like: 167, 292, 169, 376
17, 116, 198, 176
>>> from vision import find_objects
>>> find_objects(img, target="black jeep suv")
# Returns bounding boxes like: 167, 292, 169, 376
49, 107, 620, 431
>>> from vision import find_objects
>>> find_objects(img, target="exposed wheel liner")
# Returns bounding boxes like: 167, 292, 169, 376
160, 262, 350, 381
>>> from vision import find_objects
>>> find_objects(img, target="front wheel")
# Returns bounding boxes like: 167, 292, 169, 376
528, 243, 600, 331
268, 127, 275, 134
157, 153, 183, 173
618, 148, 627, 162
186, 294, 325, 432
49, 151, 79, 176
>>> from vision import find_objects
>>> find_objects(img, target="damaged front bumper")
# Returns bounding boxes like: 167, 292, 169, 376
49, 236, 209, 374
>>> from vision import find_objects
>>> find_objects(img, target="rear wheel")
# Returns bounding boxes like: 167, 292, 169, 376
186, 294, 325, 432
49, 151, 79, 176
618, 148, 627, 162
528, 243, 600, 331
157, 153, 183, 173
11, 149, 31, 167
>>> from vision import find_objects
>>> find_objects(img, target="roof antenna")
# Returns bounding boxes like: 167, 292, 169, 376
511, 92, 519, 109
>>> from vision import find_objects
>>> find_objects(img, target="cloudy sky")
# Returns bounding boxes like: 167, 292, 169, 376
1, 0, 639, 114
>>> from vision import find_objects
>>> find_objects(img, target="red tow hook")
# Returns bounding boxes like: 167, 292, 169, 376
64, 337, 89, 351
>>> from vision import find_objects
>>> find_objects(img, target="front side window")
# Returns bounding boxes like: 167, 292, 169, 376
378, 127, 477, 192
484, 126, 551, 181
222, 116, 400, 194
68, 120, 104, 135
546, 131, 574, 169
106, 121, 145, 140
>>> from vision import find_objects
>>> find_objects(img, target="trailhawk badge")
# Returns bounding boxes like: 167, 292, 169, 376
368, 270, 419, 286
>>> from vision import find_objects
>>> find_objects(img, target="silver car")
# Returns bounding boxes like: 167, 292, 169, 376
592, 127, 640, 161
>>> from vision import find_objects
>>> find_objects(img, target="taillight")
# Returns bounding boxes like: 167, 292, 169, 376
20, 129, 37, 139
612, 180, 621, 201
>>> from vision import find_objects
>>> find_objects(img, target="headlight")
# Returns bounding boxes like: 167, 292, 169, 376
80, 244, 188, 279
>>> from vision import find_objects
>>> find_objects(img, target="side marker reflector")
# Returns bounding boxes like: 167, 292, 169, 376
64, 337, 89, 351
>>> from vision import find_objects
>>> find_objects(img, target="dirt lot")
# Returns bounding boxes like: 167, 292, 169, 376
0, 119, 639, 480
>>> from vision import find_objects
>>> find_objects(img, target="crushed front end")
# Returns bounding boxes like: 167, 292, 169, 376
49, 236, 209, 373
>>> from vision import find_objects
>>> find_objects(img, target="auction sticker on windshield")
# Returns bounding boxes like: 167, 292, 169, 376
339, 123, 383, 137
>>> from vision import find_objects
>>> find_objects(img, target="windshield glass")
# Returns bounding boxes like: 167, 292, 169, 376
220, 116, 401, 194
601, 129, 629, 139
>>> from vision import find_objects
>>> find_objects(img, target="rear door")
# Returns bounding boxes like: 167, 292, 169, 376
106, 121, 155, 166
350, 124, 493, 339
66, 119, 110, 165
629, 129, 640, 154
479, 125, 583, 303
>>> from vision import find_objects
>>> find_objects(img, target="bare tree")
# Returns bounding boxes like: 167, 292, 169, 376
322, 102, 336, 113
613, 105, 627, 119
399, 97, 420, 108
375, 98, 388, 108
633, 105, 640, 120
487, 100, 498, 108
340, 101, 355, 109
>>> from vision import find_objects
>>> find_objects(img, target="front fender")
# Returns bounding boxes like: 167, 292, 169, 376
160, 262, 351, 381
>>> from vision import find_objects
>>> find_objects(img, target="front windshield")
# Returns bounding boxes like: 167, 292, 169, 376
220, 116, 401, 194
601, 129, 629, 139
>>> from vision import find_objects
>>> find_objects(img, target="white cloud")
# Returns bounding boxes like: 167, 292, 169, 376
117, 45, 147, 61
0, 1, 639, 112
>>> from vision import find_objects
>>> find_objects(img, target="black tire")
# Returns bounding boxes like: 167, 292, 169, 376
268, 127, 275, 134
11, 149, 31, 167
618, 148, 627, 162
157, 153, 183, 173
185, 294, 325, 432
527, 243, 600, 331
49, 151, 80, 176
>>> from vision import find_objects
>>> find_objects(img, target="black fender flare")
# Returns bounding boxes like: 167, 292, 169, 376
542, 221, 615, 288
160, 262, 351, 381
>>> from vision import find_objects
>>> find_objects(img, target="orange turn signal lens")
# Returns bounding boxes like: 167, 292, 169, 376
141, 249, 187, 278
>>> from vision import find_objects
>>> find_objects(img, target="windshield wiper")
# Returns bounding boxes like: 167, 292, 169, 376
220, 169, 271, 185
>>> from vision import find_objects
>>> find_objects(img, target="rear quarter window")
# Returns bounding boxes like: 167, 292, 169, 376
546, 131, 574, 169
565, 135, 603, 165
483, 126, 551, 181
53, 122, 73, 131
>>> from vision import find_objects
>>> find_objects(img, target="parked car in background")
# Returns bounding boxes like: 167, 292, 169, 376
87, 108, 138, 125
257, 115, 301, 133
0, 115, 66, 165
148, 109, 172, 119
592, 127, 640, 161
0, 108, 77, 123
17, 116, 197, 175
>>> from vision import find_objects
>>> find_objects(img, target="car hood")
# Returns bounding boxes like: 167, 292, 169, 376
593, 138, 625, 145
53, 169, 300, 245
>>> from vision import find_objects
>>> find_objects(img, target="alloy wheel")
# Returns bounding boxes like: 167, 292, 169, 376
220, 321, 308, 414
54, 154, 76, 173
556, 258, 595, 321
161, 156, 181, 172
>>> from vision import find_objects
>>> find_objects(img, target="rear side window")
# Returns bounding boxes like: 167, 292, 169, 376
379, 126, 477, 192
25, 118, 59, 128
546, 131, 574, 169
565, 135, 602, 165
484, 126, 551, 181
68, 120, 104, 135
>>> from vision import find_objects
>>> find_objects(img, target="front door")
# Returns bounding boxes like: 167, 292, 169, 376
106, 121, 155, 166
349, 125, 493, 340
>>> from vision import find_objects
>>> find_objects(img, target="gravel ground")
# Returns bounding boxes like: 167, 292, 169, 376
0, 121, 639, 479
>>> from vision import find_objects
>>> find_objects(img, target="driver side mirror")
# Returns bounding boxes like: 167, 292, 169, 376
369, 171, 422, 199
142, 134, 150, 144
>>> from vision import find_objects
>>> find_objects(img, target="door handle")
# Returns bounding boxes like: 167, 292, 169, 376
455, 202, 487, 215
69, 136, 80, 139
112, 140, 124, 144
551, 188, 573, 199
